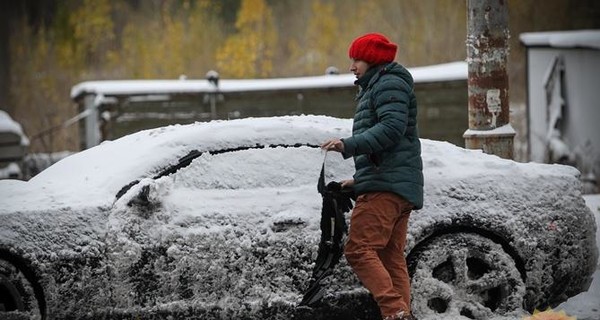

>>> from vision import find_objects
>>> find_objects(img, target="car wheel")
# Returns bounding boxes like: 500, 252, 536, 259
408, 233, 525, 319
0, 257, 42, 320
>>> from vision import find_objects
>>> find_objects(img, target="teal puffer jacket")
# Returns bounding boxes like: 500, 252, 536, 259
341, 62, 424, 209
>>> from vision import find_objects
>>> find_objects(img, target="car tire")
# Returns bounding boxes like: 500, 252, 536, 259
0, 256, 43, 320
408, 233, 525, 319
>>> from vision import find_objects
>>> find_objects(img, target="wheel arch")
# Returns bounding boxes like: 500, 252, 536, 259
0, 247, 47, 319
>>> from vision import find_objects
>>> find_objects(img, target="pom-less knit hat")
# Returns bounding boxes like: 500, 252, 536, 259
348, 33, 397, 65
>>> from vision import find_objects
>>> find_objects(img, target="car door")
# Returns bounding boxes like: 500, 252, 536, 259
103, 144, 355, 316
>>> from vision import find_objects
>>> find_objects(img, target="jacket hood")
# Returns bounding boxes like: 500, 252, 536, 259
374, 62, 414, 87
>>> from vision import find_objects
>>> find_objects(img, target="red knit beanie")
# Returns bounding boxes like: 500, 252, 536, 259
348, 33, 398, 65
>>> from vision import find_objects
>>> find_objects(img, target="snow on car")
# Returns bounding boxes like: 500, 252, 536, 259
0, 115, 597, 320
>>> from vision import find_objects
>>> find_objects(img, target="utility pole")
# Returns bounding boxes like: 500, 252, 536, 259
463, 0, 515, 159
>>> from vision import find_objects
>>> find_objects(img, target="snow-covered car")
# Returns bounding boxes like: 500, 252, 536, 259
0, 115, 597, 320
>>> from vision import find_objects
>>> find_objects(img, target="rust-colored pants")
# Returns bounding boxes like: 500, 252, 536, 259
344, 191, 413, 318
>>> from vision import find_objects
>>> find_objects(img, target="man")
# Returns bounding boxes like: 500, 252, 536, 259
321, 32, 423, 320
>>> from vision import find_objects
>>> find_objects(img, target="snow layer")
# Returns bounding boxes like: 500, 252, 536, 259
520, 29, 600, 50
0, 109, 29, 146
69, 61, 467, 99
0, 115, 596, 319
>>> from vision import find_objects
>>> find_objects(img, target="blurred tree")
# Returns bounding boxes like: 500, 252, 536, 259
10, 19, 79, 152
216, 0, 277, 78
119, 1, 189, 78
270, 0, 312, 76
68, 0, 116, 72
0, 1, 12, 113
184, 0, 227, 78
3, 0, 600, 155
288, 0, 340, 75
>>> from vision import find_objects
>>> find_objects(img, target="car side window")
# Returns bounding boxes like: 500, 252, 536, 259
168, 146, 353, 190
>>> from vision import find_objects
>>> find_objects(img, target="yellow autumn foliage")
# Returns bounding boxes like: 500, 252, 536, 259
5, 0, 595, 153
216, 0, 277, 78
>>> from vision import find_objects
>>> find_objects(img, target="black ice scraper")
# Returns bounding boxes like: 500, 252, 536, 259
299, 153, 355, 307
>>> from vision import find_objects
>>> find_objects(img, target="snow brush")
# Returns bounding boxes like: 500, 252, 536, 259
298, 152, 355, 308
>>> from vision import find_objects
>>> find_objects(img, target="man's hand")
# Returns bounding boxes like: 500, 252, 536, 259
340, 179, 354, 188
321, 138, 345, 153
